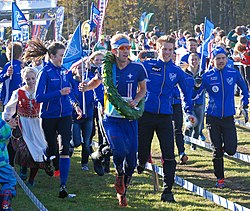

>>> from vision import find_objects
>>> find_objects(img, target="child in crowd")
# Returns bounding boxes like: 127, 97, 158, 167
0, 116, 16, 210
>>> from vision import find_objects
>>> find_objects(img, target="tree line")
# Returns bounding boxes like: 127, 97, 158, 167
59, 0, 250, 38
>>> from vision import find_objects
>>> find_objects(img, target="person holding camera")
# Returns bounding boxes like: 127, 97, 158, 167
196, 47, 249, 188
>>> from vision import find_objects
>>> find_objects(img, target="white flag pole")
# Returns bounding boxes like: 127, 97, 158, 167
10, 31, 14, 80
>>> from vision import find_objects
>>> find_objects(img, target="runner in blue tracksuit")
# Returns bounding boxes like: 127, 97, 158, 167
79, 34, 147, 207
196, 47, 249, 188
32, 40, 82, 198
138, 35, 196, 203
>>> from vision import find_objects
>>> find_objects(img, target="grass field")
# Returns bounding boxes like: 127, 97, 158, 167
11, 120, 250, 211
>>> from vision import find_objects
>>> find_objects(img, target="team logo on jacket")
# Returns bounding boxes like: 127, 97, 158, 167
226, 77, 233, 85
152, 66, 161, 72
212, 85, 219, 93
128, 73, 133, 79
211, 77, 217, 80
169, 73, 176, 81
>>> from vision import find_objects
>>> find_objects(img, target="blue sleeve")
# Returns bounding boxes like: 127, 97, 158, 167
0, 63, 10, 83
35, 71, 61, 103
177, 70, 194, 113
236, 70, 249, 107
138, 63, 148, 82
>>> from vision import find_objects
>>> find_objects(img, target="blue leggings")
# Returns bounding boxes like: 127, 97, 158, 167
103, 116, 138, 176
0, 164, 16, 197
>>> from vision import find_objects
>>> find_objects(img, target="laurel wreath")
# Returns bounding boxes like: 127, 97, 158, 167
102, 51, 145, 120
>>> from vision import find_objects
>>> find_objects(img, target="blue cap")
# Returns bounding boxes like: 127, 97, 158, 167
211, 47, 226, 59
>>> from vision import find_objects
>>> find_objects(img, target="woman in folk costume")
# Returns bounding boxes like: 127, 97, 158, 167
2, 67, 52, 187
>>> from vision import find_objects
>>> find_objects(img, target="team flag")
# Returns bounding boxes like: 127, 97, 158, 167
202, 18, 214, 57
139, 12, 147, 32
142, 13, 154, 33
62, 22, 86, 70
12, 2, 29, 30
89, 2, 100, 32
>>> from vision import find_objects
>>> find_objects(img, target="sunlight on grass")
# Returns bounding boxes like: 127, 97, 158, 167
12, 112, 249, 210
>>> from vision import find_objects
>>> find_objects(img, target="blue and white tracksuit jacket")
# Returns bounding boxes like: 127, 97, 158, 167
143, 58, 193, 114
199, 66, 249, 118
35, 61, 78, 118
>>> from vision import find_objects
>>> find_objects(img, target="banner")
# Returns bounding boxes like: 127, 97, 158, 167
55, 6, 64, 41
40, 13, 53, 40
89, 2, 100, 33
96, 0, 108, 41
142, 13, 154, 33
31, 13, 41, 39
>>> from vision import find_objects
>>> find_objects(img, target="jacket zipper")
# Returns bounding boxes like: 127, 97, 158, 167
220, 71, 224, 118
157, 64, 166, 113
59, 71, 63, 117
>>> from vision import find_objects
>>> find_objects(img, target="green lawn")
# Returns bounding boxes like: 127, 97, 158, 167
12, 123, 250, 210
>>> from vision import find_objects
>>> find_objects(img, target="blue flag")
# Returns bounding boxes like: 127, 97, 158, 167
12, 2, 28, 30
139, 12, 147, 32
89, 2, 100, 32
62, 22, 86, 70
204, 18, 214, 41
142, 13, 154, 33
202, 18, 214, 57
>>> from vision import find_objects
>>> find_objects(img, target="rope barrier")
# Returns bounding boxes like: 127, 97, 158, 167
92, 140, 250, 210
235, 119, 250, 129
13, 169, 48, 211
184, 136, 250, 163
145, 163, 250, 211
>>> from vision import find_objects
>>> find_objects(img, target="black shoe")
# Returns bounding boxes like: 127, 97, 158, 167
137, 163, 145, 174
43, 154, 54, 177
161, 192, 176, 203
190, 144, 197, 150
92, 157, 104, 176
59, 185, 68, 198
184, 128, 192, 136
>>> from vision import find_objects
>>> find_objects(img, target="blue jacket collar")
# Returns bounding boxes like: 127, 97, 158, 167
156, 58, 173, 66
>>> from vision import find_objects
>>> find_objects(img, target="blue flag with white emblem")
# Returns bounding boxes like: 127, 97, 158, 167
12, 2, 29, 30
89, 2, 100, 32
62, 22, 86, 70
